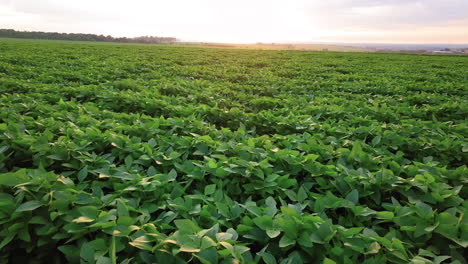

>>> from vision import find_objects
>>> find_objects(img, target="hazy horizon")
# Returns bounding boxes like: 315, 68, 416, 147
1, 0, 467, 44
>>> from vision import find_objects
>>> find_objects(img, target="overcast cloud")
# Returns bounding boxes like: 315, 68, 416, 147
0, 0, 467, 43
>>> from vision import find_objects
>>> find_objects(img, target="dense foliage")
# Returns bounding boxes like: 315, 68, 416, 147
0, 29, 177, 44
0, 38, 467, 264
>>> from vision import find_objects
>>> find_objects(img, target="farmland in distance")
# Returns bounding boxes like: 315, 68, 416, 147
0, 38, 467, 263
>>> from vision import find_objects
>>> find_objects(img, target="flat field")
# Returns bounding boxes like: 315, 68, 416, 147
0, 38, 467, 263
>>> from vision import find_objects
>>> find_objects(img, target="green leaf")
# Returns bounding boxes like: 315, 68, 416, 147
0, 232, 15, 250
117, 216, 134, 226
117, 200, 129, 217
433, 256, 451, 264
0, 170, 29, 186
201, 236, 217, 249
167, 169, 177, 181
78, 166, 88, 182
265, 197, 278, 216
208, 160, 217, 169
253, 215, 273, 230
317, 221, 335, 242
15, 200, 44, 212
298, 232, 313, 248
349, 141, 363, 162
174, 219, 201, 234
342, 227, 363, 237
371, 135, 382, 146
345, 189, 359, 205
462, 144, 468, 152
376, 211, 394, 220
278, 217, 298, 239
196, 248, 218, 264
297, 187, 308, 202
286, 251, 302, 263
0, 145, 9, 154
279, 235, 296, 248
324, 258, 337, 264
124, 155, 133, 167
258, 252, 277, 264
80, 242, 95, 263
177, 234, 201, 252
266, 229, 281, 239
58, 245, 80, 262
96, 256, 112, 264
414, 201, 432, 218
18, 228, 31, 242
0, 193, 15, 213
216, 232, 233, 242
147, 166, 157, 176
214, 167, 228, 178
204, 184, 216, 195
78, 206, 99, 219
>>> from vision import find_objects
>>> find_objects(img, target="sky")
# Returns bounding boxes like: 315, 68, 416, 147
0, 0, 467, 44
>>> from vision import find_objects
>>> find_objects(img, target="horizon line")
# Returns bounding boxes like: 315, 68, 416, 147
2, 28, 468, 46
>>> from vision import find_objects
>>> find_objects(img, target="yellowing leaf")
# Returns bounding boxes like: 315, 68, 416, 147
73, 216, 94, 223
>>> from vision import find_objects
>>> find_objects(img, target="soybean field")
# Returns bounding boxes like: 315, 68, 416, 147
0, 38, 467, 264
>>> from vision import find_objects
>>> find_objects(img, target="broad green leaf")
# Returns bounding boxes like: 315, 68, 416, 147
78, 206, 99, 219
117, 200, 129, 217
279, 235, 295, 248
208, 160, 217, 169
0, 233, 15, 250
174, 219, 201, 234
216, 232, 233, 242
376, 211, 394, 220
196, 248, 218, 264
298, 232, 313, 248
266, 229, 281, 239
345, 190, 359, 205
278, 217, 298, 239
371, 135, 382, 146
15, 200, 44, 212
297, 187, 308, 202
78, 166, 88, 182
96, 256, 112, 264
204, 184, 216, 195
167, 169, 177, 181
253, 215, 273, 230
117, 216, 134, 226
258, 252, 277, 264
177, 234, 201, 252
58, 245, 80, 262
342, 227, 364, 237
317, 221, 335, 242
0, 170, 29, 186
80, 242, 95, 263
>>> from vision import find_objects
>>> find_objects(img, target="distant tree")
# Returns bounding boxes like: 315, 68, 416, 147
0, 29, 177, 44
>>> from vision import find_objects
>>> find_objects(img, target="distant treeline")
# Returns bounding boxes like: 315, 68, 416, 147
0, 29, 177, 44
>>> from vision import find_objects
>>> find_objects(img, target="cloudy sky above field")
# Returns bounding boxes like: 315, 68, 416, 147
0, 0, 467, 43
